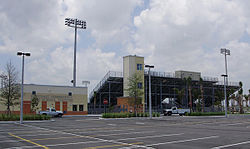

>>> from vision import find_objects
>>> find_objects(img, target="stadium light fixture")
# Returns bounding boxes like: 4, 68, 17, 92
65, 18, 86, 87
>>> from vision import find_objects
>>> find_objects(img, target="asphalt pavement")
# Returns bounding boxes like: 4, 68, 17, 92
0, 114, 250, 149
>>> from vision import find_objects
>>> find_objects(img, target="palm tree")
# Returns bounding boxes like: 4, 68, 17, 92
192, 88, 201, 112
186, 77, 193, 112
214, 90, 224, 110
230, 94, 236, 113
199, 78, 204, 112
236, 81, 244, 114
173, 88, 185, 107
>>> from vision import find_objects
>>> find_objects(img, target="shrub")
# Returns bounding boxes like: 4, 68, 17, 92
101, 112, 160, 118
0, 114, 51, 121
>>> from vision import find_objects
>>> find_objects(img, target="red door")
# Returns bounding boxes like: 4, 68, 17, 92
55, 102, 60, 111
63, 101, 67, 113
42, 101, 47, 111
23, 101, 31, 114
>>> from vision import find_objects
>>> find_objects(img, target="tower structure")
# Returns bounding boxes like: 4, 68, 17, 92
123, 55, 145, 111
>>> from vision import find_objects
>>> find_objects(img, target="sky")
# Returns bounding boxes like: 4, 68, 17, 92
0, 0, 250, 96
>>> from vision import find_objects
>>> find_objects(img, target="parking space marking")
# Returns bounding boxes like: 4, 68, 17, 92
1, 130, 51, 134
0, 140, 22, 143
136, 122, 145, 125
116, 133, 184, 141
8, 133, 49, 149
18, 124, 149, 148
31, 136, 86, 141
211, 140, 250, 149
92, 131, 155, 137
84, 142, 143, 149
145, 136, 219, 147
221, 122, 250, 126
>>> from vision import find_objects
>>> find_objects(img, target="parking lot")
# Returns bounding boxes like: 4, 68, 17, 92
0, 115, 250, 149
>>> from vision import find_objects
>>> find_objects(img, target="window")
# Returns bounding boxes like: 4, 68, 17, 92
79, 105, 84, 111
138, 82, 143, 89
73, 105, 77, 111
68, 92, 72, 96
32, 91, 36, 95
137, 64, 142, 70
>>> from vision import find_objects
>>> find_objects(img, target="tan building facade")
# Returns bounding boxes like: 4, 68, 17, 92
123, 55, 145, 111
0, 84, 88, 115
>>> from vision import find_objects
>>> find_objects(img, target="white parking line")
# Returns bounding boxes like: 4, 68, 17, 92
211, 140, 250, 149
146, 136, 219, 147
14, 124, 149, 149
116, 133, 184, 141
108, 123, 116, 126
96, 131, 155, 137
0, 140, 22, 143
221, 122, 250, 126
136, 122, 145, 125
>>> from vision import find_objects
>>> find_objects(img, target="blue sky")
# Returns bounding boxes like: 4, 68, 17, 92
0, 0, 250, 95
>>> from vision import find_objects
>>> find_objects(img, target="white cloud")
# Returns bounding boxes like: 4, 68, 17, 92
132, 0, 250, 92
1, 0, 250, 96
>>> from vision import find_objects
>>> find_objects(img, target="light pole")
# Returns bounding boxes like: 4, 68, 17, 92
145, 65, 154, 119
220, 48, 230, 118
17, 51, 31, 124
65, 18, 86, 87
221, 74, 228, 118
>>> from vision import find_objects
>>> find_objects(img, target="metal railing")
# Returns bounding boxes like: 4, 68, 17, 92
202, 76, 219, 82
89, 71, 123, 99
215, 81, 239, 86
144, 70, 175, 78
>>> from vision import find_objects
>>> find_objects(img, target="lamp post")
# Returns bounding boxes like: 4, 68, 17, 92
65, 18, 86, 87
17, 51, 31, 124
221, 74, 228, 118
145, 65, 154, 119
220, 48, 230, 118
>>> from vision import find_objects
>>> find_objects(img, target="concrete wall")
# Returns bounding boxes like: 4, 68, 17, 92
0, 84, 88, 115
175, 70, 201, 81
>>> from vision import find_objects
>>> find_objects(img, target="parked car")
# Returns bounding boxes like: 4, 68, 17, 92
163, 106, 190, 116
39, 108, 63, 117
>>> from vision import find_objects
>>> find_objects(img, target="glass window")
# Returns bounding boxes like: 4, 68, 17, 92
137, 64, 142, 70
79, 105, 84, 111
32, 91, 36, 95
138, 82, 143, 89
68, 92, 72, 96
73, 105, 77, 111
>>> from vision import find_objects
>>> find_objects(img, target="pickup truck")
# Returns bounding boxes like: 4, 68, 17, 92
163, 106, 190, 116
39, 108, 63, 117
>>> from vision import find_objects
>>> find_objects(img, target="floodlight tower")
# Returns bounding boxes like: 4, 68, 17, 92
65, 18, 86, 87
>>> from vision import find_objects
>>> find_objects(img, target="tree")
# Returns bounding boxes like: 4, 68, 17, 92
236, 81, 244, 114
199, 78, 205, 112
125, 73, 144, 114
173, 88, 185, 107
31, 95, 39, 112
214, 89, 224, 108
192, 88, 201, 112
186, 77, 193, 112
0, 61, 20, 115
243, 94, 248, 109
